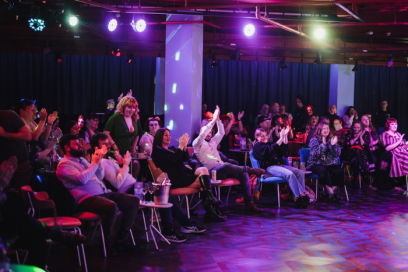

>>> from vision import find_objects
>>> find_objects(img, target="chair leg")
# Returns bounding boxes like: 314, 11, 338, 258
141, 209, 149, 242
154, 208, 161, 232
315, 179, 318, 200
218, 187, 221, 201
226, 186, 232, 204
23, 251, 28, 264
186, 195, 190, 219
344, 185, 349, 202
130, 229, 136, 246
359, 175, 361, 189
100, 222, 107, 258
15, 251, 20, 264
277, 183, 280, 208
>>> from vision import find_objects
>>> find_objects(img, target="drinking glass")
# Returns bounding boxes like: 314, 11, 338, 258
142, 183, 149, 204
148, 183, 155, 203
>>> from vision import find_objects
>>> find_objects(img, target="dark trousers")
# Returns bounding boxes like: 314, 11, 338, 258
8, 160, 33, 191
210, 163, 252, 203
159, 195, 192, 235
76, 192, 139, 245
310, 165, 344, 187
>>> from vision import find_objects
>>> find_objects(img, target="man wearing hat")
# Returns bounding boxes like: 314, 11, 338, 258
257, 114, 272, 137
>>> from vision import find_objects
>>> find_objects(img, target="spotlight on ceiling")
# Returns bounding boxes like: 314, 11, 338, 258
211, 54, 218, 68
127, 52, 134, 63
69, 15, 78, 26
314, 28, 326, 39
131, 19, 146, 33
108, 19, 117, 32
243, 24, 255, 37
388, 54, 394, 67
313, 51, 322, 64
352, 60, 358, 72
55, 50, 62, 62
28, 18, 45, 31
279, 57, 288, 70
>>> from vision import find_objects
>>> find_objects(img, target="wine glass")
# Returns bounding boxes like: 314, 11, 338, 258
142, 183, 149, 204
148, 183, 155, 203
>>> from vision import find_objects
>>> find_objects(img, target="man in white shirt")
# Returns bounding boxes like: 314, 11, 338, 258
192, 106, 264, 213
56, 134, 139, 254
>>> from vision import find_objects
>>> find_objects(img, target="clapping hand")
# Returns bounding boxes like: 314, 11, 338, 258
92, 147, 104, 164
118, 93, 124, 102
39, 109, 47, 121
179, 133, 189, 149
213, 106, 220, 121
0, 156, 18, 190
229, 112, 235, 121
237, 111, 245, 120
122, 151, 132, 166
331, 136, 338, 146
47, 111, 58, 125
113, 150, 122, 163
46, 138, 58, 150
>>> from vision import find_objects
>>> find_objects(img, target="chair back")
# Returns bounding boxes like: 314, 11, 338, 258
299, 148, 310, 163
147, 159, 164, 182
249, 151, 260, 168
187, 146, 194, 157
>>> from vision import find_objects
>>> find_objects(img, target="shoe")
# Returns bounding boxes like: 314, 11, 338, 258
253, 191, 260, 201
329, 194, 343, 202
301, 195, 310, 205
204, 212, 226, 222
199, 175, 222, 206
248, 168, 265, 176
161, 233, 187, 243
294, 197, 307, 208
50, 230, 86, 246
245, 201, 262, 213
236, 197, 245, 203
180, 224, 207, 234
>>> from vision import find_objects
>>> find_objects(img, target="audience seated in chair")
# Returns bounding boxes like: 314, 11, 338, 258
192, 106, 263, 213
252, 127, 310, 208
332, 117, 347, 147
307, 123, 344, 201
56, 134, 140, 254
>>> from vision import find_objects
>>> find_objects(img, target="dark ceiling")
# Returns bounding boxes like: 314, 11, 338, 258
1, 0, 408, 66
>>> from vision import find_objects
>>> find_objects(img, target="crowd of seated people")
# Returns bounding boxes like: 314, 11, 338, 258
2, 88, 408, 271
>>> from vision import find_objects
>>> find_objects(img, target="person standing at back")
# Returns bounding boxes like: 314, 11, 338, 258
292, 95, 309, 132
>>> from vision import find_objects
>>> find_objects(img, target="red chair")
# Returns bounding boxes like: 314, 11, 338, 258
21, 186, 88, 272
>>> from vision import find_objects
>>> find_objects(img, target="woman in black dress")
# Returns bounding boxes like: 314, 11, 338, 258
151, 128, 223, 221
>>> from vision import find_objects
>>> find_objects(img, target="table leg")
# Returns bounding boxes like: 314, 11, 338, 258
148, 207, 170, 250
244, 152, 247, 168
154, 208, 161, 232
141, 209, 149, 242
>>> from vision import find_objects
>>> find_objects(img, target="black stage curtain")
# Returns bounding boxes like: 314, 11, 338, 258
202, 59, 331, 128
354, 65, 408, 134
0, 52, 156, 115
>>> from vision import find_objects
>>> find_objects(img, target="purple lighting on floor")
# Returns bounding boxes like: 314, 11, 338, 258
108, 19, 117, 32
243, 24, 255, 37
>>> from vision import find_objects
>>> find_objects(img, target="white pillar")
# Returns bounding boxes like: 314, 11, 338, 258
155, 58, 165, 115
329, 64, 355, 117
164, 15, 203, 146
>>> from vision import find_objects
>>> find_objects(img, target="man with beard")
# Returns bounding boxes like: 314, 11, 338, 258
56, 134, 139, 254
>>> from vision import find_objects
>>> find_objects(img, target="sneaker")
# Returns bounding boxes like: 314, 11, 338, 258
161, 233, 187, 243
180, 224, 207, 234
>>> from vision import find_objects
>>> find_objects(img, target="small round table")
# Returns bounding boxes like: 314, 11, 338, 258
229, 149, 250, 167
139, 202, 173, 250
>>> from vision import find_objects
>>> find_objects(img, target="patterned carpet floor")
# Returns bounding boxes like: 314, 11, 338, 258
47, 185, 408, 272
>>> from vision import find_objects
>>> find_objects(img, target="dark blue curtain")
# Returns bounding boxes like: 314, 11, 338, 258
0, 52, 156, 115
202, 59, 331, 127
354, 65, 408, 134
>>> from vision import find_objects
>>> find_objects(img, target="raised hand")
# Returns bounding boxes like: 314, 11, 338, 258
331, 136, 338, 146
92, 147, 104, 164
122, 151, 132, 166
39, 109, 47, 121
47, 111, 58, 124
229, 112, 235, 121
237, 111, 245, 120
118, 93, 124, 102
213, 106, 220, 121
179, 133, 189, 148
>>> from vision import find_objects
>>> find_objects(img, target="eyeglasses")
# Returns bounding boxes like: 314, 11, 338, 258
26, 105, 37, 112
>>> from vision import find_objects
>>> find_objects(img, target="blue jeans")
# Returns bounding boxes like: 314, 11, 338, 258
210, 163, 252, 203
266, 165, 305, 197
159, 195, 192, 235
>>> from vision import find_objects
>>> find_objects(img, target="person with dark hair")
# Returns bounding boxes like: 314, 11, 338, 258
255, 104, 270, 126
304, 115, 319, 146
219, 111, 245, 157
192, 106, 263, 214
343, 121, 371, 184
90, 133, 135, 194
0, 110, 32, 190
306, 105, 315, 117
307, 123, 343, 201
269, 102, 280, 119
151, 128, 224, 222
361, 114, 379, 152
78, 112, 100, 144
292, 95, 309, 132
381, 118, 408, 186
56, 134, 140, 254
343, 106, 358, 129
63, 120, 80, 136
374, 100, 392, 130
253, 127, 310, 207
332, 117, 347, 147
139, 116, 161, 156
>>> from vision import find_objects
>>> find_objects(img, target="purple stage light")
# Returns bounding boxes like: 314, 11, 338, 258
108, 19, 117, 32
243, 24, 255, 37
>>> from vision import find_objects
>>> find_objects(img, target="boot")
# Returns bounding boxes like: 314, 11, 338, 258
204, 205, 226, 222
199, 175, 222, 206
245, 201, 262, 213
